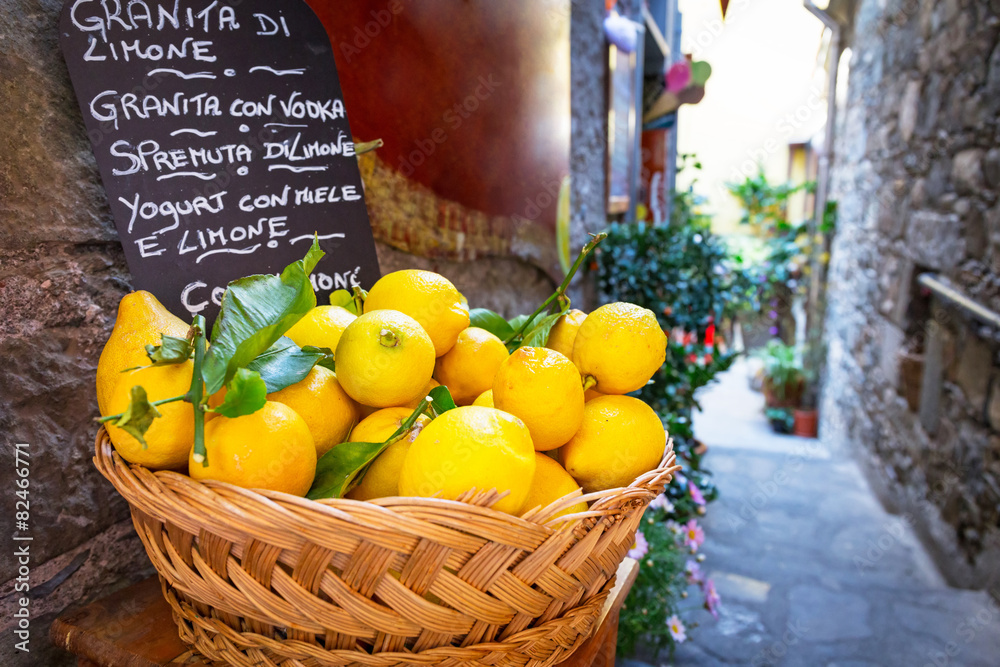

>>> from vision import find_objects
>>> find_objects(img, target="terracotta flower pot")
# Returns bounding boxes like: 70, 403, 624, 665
793, 409, 818, 438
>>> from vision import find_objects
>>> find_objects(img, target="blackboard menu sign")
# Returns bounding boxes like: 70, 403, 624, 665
59, 0, 382, 322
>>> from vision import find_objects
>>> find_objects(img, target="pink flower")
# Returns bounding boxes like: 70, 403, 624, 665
666, 614, 687, 643
627, 530, 649, 559
666, 61, 692, 93
704, 579, 721, 620
688, 481, 706, 506
683, 519, 705, 551
649, 494, 674, 513
685, 559, 704, 585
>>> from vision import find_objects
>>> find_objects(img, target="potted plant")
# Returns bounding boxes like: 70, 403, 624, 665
765, 407, 795, 434
792, 396, 819, 438
757, 340, 805, 409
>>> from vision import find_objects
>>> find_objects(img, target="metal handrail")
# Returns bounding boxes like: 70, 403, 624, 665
917, 273, 1000, 330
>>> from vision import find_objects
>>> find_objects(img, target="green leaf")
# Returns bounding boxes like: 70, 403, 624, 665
428, 385, 457, 415
145, 334, 193, 365
212, 368, 267, 418
469, 308, 515, 340
248, 337, 323, 393
203, 239, 324, 394
307, 440, 387, 499
108, 386, 161, 448
329, 289, 359, 315
518, 311, 565, 349
507, 314, 531, 331
301, 345, 336, 372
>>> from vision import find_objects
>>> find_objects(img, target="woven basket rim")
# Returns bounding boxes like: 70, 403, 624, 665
93, 425, 679, 527
93, 426, 679, 667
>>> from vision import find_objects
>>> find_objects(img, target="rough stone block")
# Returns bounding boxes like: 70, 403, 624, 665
984, 148, 1000, 189
899, 80, 921, 142
905, 211, 965, 271
878, 319, 906, 389
954, 334, 994, 412
953, 149, 985, 195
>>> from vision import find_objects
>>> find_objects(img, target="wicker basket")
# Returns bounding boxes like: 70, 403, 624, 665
94, 427, 678, 667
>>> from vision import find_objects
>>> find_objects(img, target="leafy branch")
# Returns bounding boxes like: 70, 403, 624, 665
468, 234, 606, 353
99, 238, 331, 466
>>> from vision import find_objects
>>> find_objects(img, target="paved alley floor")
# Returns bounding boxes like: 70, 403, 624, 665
621, 361, 1000, 667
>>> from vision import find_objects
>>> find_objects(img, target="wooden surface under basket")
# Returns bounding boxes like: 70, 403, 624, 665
94, 427, 678, 667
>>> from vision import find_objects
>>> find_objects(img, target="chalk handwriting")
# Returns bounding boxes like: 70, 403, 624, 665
61, 0, 383, 322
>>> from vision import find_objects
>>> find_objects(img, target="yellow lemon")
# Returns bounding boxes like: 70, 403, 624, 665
190, 401, 316, 496
96, 291, 188, 415
572, 302, 666, 394
364, 270, 470, 356
492, 347, 584, 451
546, 309, 587, 359
283, 305, 356, 353
357, 403, 380, 419
584, 388, 605, 402
561, 395, 665, 493
105, 360, 197, 470
267, 366, 359, 457
399, 406, 535, 514
520, 453, 588, 519
472, 389, 494, 407
398, 378, 440, 410
346, 408, 431, 501
434, 328, 509, 405
335, 310, 436, 408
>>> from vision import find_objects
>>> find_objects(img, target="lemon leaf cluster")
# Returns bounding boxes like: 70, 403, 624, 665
105, 385, 161, 447
212, 368, 268, 419
144, 334, 193, 365
104, 239, 331, 463
203, 240, 325, 395
329, 287, 364, 315
469, 308, 515, 340
248, 337, 331, 392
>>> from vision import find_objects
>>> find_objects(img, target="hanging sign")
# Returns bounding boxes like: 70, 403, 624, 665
59, 0, 382, 322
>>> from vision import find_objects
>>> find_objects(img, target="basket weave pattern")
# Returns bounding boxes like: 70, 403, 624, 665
94, 428, 678, 667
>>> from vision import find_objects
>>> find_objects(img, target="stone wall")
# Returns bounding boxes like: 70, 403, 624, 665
0, 1, 603, 664
822, 0, 1000, 588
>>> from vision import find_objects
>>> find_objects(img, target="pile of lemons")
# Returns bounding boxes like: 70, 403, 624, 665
98, 270, 668, 518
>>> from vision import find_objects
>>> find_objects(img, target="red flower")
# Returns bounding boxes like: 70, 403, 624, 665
704, 323, 715, 347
